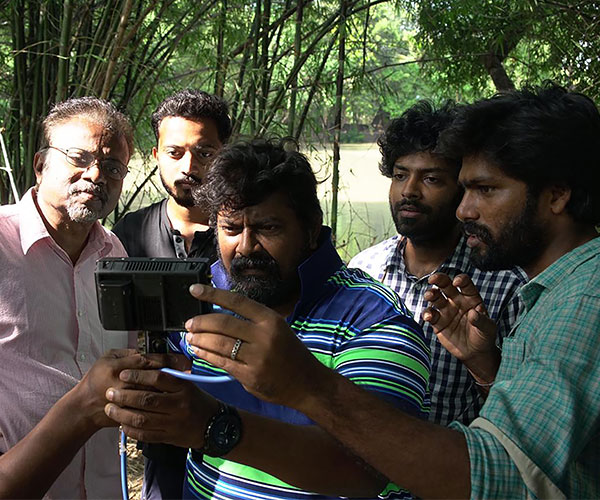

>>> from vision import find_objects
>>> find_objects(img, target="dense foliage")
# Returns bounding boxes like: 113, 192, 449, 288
0, 0, 598, 233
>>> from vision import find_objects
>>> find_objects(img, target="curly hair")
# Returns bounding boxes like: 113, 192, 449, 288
151, 89, 232, 143
197, 139, 322, 231
436, 83, 600, 225
41, 96, 134, 156
378, 100, 460, 177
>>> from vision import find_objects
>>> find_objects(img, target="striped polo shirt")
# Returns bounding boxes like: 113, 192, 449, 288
170, 227, 430, 500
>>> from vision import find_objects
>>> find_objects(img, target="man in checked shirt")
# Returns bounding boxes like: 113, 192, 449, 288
349, 100, 527, 425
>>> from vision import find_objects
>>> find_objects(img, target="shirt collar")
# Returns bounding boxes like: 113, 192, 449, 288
296, 226, 343, 305
210, 226, 343, 307
519, 236, 600, 311
160, 198, 173, 234
383, 234, 405, 272
385, 233, 473, 279
18, 188, 52, 255
18, 187, 112, 258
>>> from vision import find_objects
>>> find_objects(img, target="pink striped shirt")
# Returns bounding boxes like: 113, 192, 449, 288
0, 188, 133, 499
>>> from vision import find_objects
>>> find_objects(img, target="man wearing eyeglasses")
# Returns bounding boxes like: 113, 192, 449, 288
0, 96, 134, 498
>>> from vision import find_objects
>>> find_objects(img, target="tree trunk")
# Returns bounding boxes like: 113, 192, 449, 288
56, 0, 73, 101
481, 53, 515, 92
214, 0, 227, 97
331, 0, 347, 244
288, 0, 303, 136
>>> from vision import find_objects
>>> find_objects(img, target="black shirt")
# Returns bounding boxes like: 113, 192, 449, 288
112, 198, 217, 262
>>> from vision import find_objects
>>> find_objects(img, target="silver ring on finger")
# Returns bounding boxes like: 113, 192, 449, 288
230, 338, 243, 361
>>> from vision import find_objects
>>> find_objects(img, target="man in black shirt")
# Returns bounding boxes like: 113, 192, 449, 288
112, 89, 231, 499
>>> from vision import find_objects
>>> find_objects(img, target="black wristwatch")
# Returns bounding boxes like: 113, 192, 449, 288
193, 402, 242, 459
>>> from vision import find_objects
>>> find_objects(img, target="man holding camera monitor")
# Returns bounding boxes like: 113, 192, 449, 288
105, 139, 431, 500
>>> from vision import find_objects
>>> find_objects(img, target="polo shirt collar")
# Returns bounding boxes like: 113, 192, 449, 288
296, 226, 343, 306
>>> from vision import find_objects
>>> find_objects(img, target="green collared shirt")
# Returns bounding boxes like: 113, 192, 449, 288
452, 236, 600, 499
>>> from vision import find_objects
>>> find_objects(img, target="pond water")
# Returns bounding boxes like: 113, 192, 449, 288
306, 143, 395, 262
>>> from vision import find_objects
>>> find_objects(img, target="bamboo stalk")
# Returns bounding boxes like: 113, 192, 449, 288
331, 0, 347, 244
295, 34, 337, 141
214, 0, 227, 97
56, 0, 73, 101
288, 0, 303, 136
100, 0, 134, 99
0, 128, 22, 203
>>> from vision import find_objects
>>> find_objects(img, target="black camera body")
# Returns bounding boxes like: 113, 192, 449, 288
95, 257, 212, 332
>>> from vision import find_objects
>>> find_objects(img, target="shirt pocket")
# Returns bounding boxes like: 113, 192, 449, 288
498, 335, 528, 378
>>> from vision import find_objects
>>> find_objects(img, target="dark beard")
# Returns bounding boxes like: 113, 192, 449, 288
160, 170, 199, 208
465, 193, 545, 271
390, 191, 462, 244
228, 253, 300, 308
390, 199, 432, 236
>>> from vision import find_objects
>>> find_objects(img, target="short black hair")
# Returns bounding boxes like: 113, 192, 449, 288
198, 139, 323, 231
437, 83, 600, 225
151, 89, 232, 143
378, 100, 460, 177
41, 96, 133, 156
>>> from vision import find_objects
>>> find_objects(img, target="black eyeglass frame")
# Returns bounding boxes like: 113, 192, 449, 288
42, 145, 129, 181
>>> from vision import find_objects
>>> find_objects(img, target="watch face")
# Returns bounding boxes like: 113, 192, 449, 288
204, 409, 242, 457
213, 415, 242, 448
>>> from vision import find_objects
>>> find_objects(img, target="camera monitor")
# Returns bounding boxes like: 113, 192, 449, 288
95, 257, 211, 331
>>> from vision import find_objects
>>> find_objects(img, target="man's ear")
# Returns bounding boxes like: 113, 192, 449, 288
548, 184, 572, 215
152, 146, 158, 161
33, 151, 45, 183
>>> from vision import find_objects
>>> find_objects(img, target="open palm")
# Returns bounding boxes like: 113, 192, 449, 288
422, 273, 499, 378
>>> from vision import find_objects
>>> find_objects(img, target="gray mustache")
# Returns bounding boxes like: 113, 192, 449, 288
69, 183, 108, 202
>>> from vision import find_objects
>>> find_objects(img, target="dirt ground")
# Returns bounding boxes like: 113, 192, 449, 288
126, 438, 144, 499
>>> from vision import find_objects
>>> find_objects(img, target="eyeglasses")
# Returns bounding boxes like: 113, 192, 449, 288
44, 146, 129, 181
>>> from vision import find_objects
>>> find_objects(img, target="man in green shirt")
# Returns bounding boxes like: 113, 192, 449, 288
107, 84, 599, 499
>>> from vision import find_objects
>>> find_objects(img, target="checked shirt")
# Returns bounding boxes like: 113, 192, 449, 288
452, 236, 600, 499
350, 234, 527, 425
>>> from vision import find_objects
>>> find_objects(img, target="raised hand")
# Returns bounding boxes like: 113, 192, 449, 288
422, 273, 500, 386
183, 284, 329, 408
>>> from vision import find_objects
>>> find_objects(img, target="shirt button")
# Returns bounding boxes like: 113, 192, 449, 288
175, 237, 182, 243
79, 353, 86, 362
177, 253, 185, 258
77, 310, 83, 317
